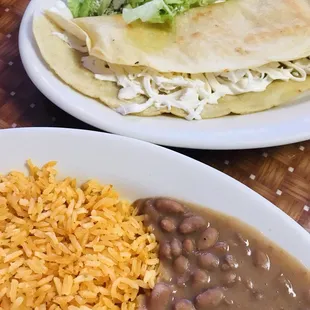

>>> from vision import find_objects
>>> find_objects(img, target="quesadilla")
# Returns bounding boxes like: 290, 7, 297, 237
33, 0, 310, 120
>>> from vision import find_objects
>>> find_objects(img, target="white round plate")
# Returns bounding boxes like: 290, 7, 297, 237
1, 127, 310, 266
19, 0, 310, 149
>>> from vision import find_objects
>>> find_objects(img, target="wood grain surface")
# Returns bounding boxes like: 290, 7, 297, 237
0, 0, 309, 229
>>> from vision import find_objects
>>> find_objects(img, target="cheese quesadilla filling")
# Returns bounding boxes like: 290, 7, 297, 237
53, 31, 310, 120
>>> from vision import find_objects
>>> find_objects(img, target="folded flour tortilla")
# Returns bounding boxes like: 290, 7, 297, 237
73, 0, 310, 73
33, 0, 310, 120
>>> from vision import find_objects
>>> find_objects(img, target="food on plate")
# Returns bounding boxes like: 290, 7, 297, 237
0, 161, 159, 309
67, 0, 226, 23
33, 0, 310, 120
136, 197, 310, 309
1, 162, 310, 309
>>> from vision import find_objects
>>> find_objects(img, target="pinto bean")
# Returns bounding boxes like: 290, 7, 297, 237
221, 254, 239, 271
174, 299, 196, 310
179, 216, 206, 234
197, 228, 219, 251
160, 217, 177, 232
192, 269, 210, 289
159, 241, 172, 260
252, 250, 270, 271
183, 238, 195, 255
174, 256, 190, 274
222, 271, 239, 287
155, 199, 185, 214
144, 203, 160, 223
171, 238, 183, 257
149, 283, 172, 310
197, 253, 220, 271
213, 242, 230, 253
195, 288, 224, 309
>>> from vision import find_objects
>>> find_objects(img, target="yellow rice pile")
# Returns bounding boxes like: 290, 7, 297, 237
0, 161, 159, 310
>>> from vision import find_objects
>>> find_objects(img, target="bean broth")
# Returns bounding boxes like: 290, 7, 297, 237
136, 198, 310, 310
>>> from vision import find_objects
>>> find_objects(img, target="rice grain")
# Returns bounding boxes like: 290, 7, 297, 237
0, 161, 159, 309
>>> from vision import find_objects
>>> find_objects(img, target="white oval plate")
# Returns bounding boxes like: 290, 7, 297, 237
19, 0, 310, 149
1, 127, 310, 267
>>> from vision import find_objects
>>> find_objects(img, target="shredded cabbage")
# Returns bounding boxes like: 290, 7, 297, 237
67, 0, 226, 23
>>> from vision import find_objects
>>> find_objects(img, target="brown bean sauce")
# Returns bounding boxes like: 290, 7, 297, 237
136, 198, 310, 310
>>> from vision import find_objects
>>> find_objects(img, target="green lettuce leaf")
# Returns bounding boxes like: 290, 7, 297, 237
123, 0, 223, 23
122, 0, 167, 23
98, 0, 113, 14
68, 0, 106, 17
67, 0, 226, 23
79, 0, 92, 16
67, 0, 81, 18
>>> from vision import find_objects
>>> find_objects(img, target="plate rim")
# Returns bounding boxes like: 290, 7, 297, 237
18, 0, 310, 150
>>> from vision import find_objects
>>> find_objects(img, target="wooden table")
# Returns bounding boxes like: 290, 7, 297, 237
1, 0, 310, 229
